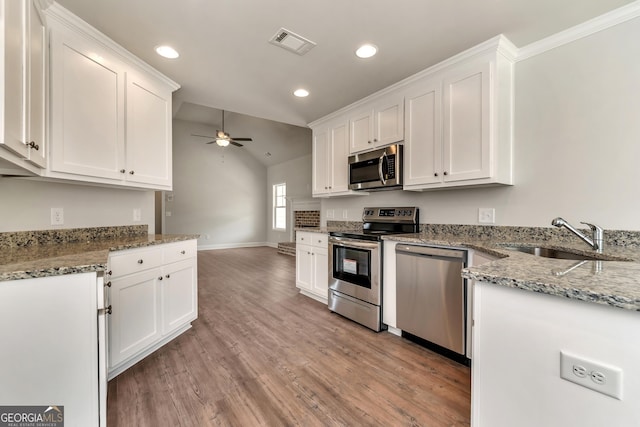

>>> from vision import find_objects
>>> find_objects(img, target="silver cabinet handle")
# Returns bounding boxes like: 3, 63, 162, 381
104, 281, 111, 288
99, 305, 112, 315
180, 250, 186, 255
158, 276, 163, 281
165, 274, 170, 279
137, 259, 144, 264
129, 170, 135, 175
120, 169, 126, 173
27, 141, 39, 150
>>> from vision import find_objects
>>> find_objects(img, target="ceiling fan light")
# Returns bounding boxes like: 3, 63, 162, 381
356, 44, 378, 59
216, 138, 230, 147
294, 88, 309, 97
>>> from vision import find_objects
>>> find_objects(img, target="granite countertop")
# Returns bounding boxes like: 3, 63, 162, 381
0, 226, 199, 282
384, 232, 640, 312
294, 226, 329, 233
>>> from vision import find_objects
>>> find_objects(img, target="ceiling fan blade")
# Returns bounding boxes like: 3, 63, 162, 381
192, 133, 216, 139
231, 137, 253, 142
230, 141, 244, 147
205, 141, 217, 144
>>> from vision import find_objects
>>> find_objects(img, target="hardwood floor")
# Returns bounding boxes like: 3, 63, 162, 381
107, 247, 471, 426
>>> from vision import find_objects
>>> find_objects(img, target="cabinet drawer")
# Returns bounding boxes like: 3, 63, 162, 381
109, 246, 163, 277
311, 233, 328, 248
296, 232, 327, 247
163, 240, 197, 264
296, 232, 313, 245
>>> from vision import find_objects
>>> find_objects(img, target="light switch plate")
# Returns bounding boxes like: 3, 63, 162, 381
133, 208, 142, 222
478, 208, 495, 224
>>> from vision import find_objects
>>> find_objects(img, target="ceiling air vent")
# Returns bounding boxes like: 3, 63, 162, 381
269, 28, 316, 56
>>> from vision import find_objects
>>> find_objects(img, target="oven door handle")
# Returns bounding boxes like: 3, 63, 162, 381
329, 237, 380, 250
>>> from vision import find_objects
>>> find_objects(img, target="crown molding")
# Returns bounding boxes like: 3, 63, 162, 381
517, 1, 640, 61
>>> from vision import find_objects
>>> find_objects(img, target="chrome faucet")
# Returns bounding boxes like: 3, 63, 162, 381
551, 217, 603, 252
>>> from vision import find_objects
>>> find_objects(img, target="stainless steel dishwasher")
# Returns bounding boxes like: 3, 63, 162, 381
396, 244, 468, 362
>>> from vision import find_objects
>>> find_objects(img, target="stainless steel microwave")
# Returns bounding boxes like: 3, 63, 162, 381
348, 144, 403, 191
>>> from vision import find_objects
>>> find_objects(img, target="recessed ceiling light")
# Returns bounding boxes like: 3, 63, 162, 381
155, 45, 179, 59
356, 44, 377, 59
294, 88, 309, 97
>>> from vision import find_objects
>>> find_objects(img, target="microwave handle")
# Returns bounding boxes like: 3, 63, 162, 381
378, 152, 387, 185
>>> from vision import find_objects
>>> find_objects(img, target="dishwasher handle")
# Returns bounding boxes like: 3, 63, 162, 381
396, 244, 466, 260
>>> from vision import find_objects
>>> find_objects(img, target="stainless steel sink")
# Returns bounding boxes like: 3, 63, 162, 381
501, 246, 601, 260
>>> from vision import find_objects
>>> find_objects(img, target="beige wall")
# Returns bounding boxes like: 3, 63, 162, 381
0, 179, 154, 232
266, 154, 313, 245
165, 119, 268, 248
323, 16, 640, 231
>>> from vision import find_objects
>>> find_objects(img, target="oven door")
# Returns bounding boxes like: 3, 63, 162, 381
328, 236, 381, 306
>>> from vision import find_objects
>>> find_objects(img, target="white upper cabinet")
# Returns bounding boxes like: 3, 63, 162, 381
43, 3, 179, 190
403, 36, 516, 191
25, 0, 46, 168
404, 76, 442, 187
0, 0, 46, 174
349, 92, 404, 154
442, 59, 491, 183
311, 127, 329, 196
125, 70, 173, 187
48, 23, 126, 180
312, 118, 360, 197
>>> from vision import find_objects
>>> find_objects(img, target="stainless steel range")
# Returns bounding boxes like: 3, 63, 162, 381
328, 207, 419, 331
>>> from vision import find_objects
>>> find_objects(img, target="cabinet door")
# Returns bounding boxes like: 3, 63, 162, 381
0, 273, 100, 426
329, 120, 349, 192
311, 247, 328, 299
375, 95, 404, 146
24, 0, 46, 168
125, 71, 172, 187
108, 268, 161, 369
349, 110, 373, 153
161, 259, 197, 336
295, 244, 313, 291
312, 128, 329, 196
49, 25, 125, 180
404, 79, 442, 187
1, 0, 28, 159
443, 60, 491, 182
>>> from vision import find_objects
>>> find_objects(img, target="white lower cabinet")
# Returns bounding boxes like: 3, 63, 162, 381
0, 272, 106, 426
295, 232, 328, 302
107, 240, 197, 379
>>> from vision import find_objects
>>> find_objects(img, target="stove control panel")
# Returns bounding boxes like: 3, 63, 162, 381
363, 207, 418, 222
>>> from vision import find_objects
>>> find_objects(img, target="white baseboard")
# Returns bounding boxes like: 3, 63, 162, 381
197, 242, 270, 251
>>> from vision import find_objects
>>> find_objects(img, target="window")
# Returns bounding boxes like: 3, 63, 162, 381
273, 183, 286, 230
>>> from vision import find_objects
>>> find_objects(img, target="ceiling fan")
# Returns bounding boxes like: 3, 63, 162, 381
191, 110, 253, 147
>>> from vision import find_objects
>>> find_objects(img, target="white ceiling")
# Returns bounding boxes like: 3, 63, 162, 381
55, 0, 634, 127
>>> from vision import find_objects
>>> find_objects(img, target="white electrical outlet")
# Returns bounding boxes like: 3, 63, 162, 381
342, 209, 348, 219
133, 208, 142, 222
560, 351, 623, 400
51, 208, 64, 225
478, 208, 495, 224
326, 209, 335, 219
